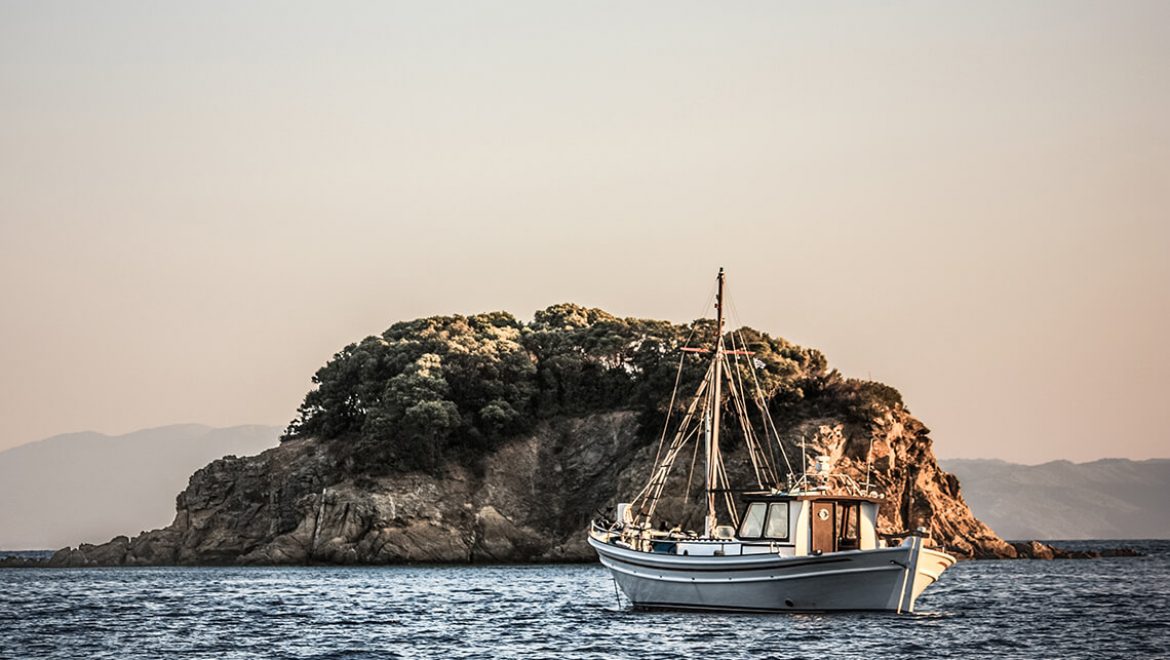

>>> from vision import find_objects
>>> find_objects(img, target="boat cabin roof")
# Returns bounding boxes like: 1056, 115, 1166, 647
742, 492, 884, 504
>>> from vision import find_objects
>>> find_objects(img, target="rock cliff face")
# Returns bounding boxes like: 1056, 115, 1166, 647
51, 408, 1019, 566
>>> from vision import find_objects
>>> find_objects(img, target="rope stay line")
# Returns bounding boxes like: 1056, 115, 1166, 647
623, 270, 805, 538
631, 359, 715, 524
725, 290, 796, 484
650, 285, 711, 469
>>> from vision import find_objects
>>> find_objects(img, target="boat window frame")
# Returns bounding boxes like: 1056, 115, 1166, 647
738, 501, 768, 539
764, 502, 790, 541
737, 500, 790, 541
835, 501, 860, 551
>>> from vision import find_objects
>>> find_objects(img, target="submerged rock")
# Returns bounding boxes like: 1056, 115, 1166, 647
1011, 540, 1057, 560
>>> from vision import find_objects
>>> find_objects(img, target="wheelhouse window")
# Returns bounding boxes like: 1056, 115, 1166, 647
837, 502, 860, 550
739, 502, 766, 538
764, 502, 789, 540
739, 501, 790, 540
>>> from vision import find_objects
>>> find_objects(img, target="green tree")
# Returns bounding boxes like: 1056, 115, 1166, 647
283, 303, 857, 475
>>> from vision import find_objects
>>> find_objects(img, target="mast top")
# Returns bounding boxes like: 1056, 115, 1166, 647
715, 267, 725, 343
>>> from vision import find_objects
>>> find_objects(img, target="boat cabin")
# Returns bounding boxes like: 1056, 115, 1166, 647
668, 493, 882, 558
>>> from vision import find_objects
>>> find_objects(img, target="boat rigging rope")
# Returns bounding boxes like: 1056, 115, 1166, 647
724, 332, 780, 488
629, 279, 810, 532
715, 449, 740, 526
651, 351, 687, 469
720, 358, 770, 488
650, 283, 715, 471
632, 362, 714, 522
725, 291, 796, 482
683, 423, 702, 502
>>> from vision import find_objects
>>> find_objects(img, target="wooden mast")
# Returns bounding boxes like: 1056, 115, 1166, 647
705, 267, 726, 537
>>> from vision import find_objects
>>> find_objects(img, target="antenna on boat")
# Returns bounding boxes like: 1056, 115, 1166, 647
800, 433, 807, 489
864, 434, 875, 494
800, 433, 805, 473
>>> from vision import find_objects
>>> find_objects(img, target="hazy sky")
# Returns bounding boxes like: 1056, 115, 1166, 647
2, 1, 1167, 463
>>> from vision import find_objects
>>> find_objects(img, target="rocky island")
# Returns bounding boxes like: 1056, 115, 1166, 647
49, 304, 1054, 566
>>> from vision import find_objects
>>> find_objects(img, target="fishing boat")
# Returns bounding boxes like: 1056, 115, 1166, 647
587, 269, 955, 613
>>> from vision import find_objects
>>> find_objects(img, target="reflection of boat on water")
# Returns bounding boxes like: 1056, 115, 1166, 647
588, 269, 955, 613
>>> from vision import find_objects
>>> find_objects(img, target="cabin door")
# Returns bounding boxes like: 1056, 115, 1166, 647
811, 501, 836, 554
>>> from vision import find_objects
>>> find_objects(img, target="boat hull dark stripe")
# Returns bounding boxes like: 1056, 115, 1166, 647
633, 601, 885, 614
611, 554, 853, 573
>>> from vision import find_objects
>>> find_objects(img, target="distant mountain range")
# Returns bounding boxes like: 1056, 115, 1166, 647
941, 458, 1170, 540
0, 424, 280, 549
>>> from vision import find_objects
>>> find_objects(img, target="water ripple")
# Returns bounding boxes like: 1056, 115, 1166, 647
1, 541, 1167, 659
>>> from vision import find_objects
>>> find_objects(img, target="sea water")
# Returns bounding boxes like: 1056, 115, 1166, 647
2, 541, 1167, 659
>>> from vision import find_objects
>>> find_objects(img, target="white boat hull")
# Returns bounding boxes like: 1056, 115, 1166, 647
589, 535, 954, 613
